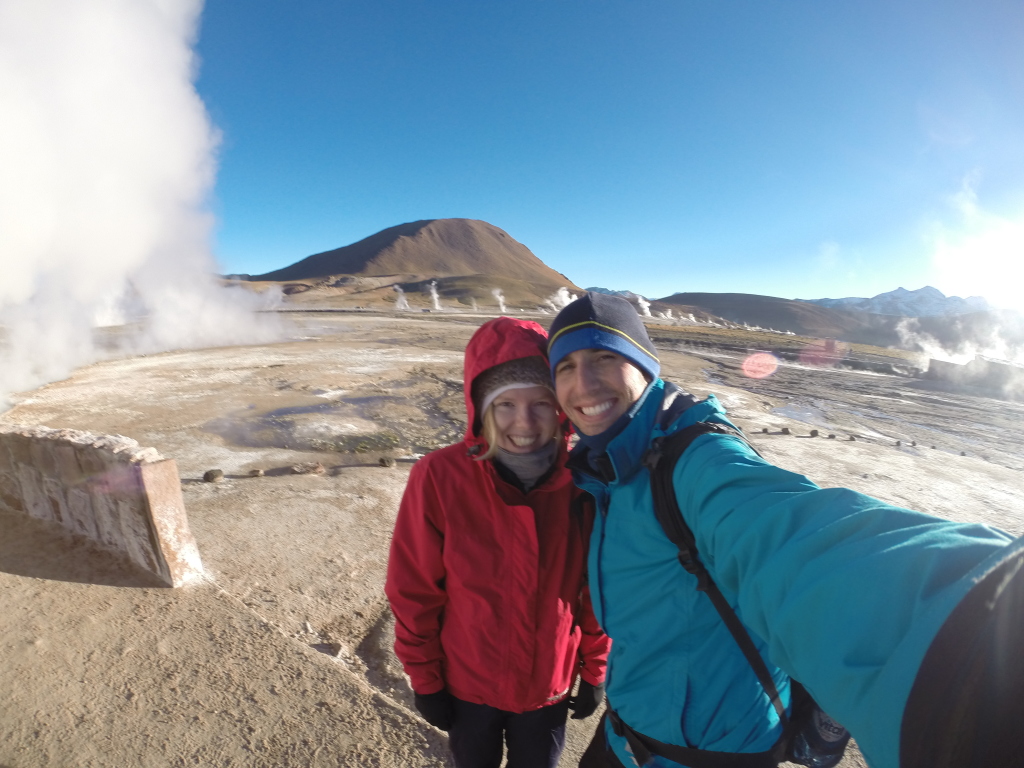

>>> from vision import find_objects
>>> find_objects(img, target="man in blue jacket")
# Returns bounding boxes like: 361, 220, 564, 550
547, 292, 1024, 768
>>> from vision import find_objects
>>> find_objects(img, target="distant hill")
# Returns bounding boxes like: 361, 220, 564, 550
657, 292, 915, 347
801, 286, 992, 317
658, 291, 1024, 357
249, 219, 578, 289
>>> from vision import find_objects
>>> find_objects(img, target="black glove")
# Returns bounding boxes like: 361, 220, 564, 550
569, 679, 605, 720
414, 689, 455, 731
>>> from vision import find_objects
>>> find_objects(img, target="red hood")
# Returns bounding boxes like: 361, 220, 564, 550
463, 316, 552, 445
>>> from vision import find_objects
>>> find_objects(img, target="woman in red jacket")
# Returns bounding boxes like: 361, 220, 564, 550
385, 316, 610, 768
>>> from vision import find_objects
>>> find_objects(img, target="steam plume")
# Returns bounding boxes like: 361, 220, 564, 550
491, 288, 507, 314
0, 0, 280, 409
896, 317, 1024, 366
428, 281, 442, 311
393, 285, 410, 310
547, 287, 577, 309
636, 296, 652, 317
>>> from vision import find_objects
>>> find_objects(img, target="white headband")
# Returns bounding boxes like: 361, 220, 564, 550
480, 382, 555, 415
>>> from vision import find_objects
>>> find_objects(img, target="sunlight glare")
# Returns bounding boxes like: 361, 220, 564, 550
930, 182, 1024, 312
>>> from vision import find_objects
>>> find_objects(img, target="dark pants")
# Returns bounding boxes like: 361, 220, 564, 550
578, 713, 625, 768
448, 696, 570, 768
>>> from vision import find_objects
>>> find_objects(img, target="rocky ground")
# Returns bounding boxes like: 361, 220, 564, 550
2, 310, 1022, 767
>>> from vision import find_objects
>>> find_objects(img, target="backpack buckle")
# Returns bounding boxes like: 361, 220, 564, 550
642, 437, 665, 470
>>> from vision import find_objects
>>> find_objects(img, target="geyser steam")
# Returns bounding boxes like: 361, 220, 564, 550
0, 0, 279, 408
492, 288, 507, 314
428, 281, 442, 311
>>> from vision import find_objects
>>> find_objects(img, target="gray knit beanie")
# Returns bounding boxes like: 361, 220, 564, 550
472, 356, 554, 418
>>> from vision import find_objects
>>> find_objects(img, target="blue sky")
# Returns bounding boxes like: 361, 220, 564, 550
195, 0, 1024, 307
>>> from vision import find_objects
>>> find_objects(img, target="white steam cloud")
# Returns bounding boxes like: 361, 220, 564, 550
543, 287, 578, 313
0, 0, 280, 409
896, 317, 1024, 367
428, 280, 442, 311
636, 296, 652, 317
492, 288, 507, 314
393, 285, 410, 310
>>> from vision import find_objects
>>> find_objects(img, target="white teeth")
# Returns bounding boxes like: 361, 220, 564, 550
510, 436, 536, 446
580, 400, 613, 416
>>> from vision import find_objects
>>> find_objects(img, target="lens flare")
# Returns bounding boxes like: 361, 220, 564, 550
742, 352, 779, 379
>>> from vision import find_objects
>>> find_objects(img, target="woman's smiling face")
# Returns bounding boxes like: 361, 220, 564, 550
490, 385, 560, 453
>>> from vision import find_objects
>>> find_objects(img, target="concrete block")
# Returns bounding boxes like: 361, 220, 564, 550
117, 498, 160, 575
0, 438, 14, 476
66, 487, 98, 540
89, 487, 124, 551
138, 460, 203, 587
4, 435, 33, 475
0, 425, 202, 588
0, 478, 23, 514
54, 444, 86, 486
42, 476, 68, 528
16, 462, 54, 523
29, 440, 58, 478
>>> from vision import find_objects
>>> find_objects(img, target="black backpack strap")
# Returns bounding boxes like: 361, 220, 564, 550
619, 421, 790, 767
608, 708, 785, 768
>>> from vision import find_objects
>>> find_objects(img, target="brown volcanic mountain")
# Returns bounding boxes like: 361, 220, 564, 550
250, 219, 578, 289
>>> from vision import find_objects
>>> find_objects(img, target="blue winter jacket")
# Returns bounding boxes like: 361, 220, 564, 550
570, 379, 1017, 768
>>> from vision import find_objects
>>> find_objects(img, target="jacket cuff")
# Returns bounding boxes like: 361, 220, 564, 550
900, 539, 1024, 768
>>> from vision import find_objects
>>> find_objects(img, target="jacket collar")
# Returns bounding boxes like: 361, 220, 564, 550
567, 379, 720, 489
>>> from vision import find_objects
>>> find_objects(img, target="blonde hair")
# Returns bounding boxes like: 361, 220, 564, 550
476, 406, 501, 462
475, 401, 561, 462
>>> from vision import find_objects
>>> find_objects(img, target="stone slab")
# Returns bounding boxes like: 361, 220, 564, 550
0, 425, 203, 588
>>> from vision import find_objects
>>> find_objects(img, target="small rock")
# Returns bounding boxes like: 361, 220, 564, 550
848, 436, 856, 442
896, 440, 901, 447
379, 457, 397, 468
249, 468, 265, 477
911, 441, 917, 447
761, 427, 769, 434
960, 451, 967, 457
809, 430, 819, 438
203, 469, 224, 483
828, 434, 836, 439
291, 462, 325, 475
781, 427, 791, 435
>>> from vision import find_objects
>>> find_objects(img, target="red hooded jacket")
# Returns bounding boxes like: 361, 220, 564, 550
385, 316, 610, 713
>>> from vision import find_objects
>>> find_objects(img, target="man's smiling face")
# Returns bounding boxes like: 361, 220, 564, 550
553, 348, 650, 436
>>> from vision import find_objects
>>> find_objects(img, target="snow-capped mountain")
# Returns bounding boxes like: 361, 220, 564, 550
585, 286, 648, 300
801, 286, 992, 317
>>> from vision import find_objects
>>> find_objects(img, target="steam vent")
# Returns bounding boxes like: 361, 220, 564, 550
0, 425, 202, 587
